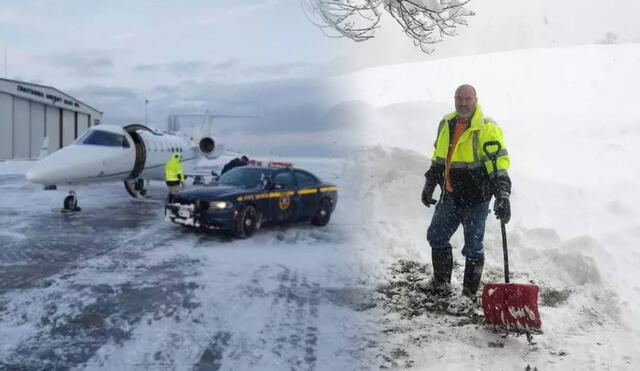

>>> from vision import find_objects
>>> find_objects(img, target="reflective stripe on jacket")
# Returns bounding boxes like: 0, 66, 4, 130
426, 105, 511, 205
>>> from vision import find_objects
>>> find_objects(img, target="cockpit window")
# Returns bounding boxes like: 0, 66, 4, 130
78, 130, 129, 148
75, 130, 92, 143
218, 168, 273, 189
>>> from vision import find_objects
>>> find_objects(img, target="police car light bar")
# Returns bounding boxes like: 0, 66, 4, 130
268, 161, 293, 168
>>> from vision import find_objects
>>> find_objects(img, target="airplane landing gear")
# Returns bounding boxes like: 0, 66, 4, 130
134, 178, 148, 197
124, 179, 149, 198
62, 191, 81, 212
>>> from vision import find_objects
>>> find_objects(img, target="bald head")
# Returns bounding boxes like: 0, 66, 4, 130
454, 84, 478, 119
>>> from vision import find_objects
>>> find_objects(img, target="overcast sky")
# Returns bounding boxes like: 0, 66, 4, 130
2, 0, 640, 156
1, 0, 352, 156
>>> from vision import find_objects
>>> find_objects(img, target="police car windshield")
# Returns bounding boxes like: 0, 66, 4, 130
76, 130, 129, 148
218, 167, 273, 189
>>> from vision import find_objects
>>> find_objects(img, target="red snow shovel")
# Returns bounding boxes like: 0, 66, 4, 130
481, 141, 542, 332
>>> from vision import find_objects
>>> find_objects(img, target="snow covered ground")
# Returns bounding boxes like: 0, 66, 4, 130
2, 44, 639, 370
0, 158, 386, 370
333, 44, 640, 369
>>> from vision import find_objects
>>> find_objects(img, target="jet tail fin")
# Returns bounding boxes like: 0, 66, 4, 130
193, 111, 257, 159
195, 111, 259, 139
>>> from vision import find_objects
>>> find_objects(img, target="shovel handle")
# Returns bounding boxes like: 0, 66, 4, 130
483, 140, 502, 162
500, 219, 509, 283
483, 140, 510, 283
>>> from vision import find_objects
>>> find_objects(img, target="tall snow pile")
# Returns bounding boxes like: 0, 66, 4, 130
338, 44, 640, 369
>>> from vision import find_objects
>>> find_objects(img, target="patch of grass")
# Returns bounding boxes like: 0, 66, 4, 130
540, 287, 572, 307
378, 259, 482, 320
390, 260, 427, 275
390, 347, 409, 359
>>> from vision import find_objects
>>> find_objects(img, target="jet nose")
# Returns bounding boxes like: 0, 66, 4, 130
25, 145, 95, 185
26, 157, 59, 185
25, 168, 38, 183
26, 144, 133, 185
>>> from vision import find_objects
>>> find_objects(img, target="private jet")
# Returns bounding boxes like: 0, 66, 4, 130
26, 122, 222, 211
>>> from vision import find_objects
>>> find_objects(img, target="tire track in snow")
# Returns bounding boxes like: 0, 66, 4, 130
254, 266, 321, 371
0, 199, 163, 293
0, 218, 203, 369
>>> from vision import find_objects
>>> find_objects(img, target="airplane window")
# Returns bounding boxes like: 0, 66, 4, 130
75, 130, 93, 144
81, 130, 130, 148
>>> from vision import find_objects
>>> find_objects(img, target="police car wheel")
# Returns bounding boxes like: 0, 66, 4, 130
311, 199, 332, 227
234, 205, 258, 238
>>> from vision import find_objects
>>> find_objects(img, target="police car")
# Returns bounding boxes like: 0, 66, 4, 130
165, 163, 338, 238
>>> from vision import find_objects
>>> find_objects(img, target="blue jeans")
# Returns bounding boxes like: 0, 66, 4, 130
427, 194, 490, 262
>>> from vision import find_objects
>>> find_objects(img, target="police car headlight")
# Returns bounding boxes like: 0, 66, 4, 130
210, 201, 233, 210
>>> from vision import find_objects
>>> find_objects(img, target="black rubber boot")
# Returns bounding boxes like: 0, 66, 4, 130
431, 248, 453, 294
462, 259, 484, 298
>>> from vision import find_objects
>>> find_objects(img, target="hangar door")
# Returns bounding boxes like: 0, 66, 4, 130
62, 109, 75, 147
46, 106, 61, 153
30, 102, 45, 159
0, 92, 12, 160
77, 113, 89, 137
13, 97, 30, 159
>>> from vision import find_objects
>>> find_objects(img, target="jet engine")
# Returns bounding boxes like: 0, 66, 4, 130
198, 137, 217, 158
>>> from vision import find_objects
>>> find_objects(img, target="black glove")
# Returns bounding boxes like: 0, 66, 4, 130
494, 196, 511, 223
421, 183, 437, 208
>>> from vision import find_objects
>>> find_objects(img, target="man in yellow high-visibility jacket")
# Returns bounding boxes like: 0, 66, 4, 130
165, 153, 185, 201
422, 84, 511, 300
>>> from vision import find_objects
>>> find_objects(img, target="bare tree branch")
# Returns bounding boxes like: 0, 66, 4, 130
303, 0, 475, 53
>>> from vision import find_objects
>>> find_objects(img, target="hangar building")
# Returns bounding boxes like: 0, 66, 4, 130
0, 78, 103, 160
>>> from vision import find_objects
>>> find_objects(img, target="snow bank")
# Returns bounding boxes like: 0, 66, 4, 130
337, 44, 640, 369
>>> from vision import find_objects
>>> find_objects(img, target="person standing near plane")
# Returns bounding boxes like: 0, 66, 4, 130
165, 153, 185, 201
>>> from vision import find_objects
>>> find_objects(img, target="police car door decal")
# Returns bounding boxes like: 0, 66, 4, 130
278, 193, 291, 210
